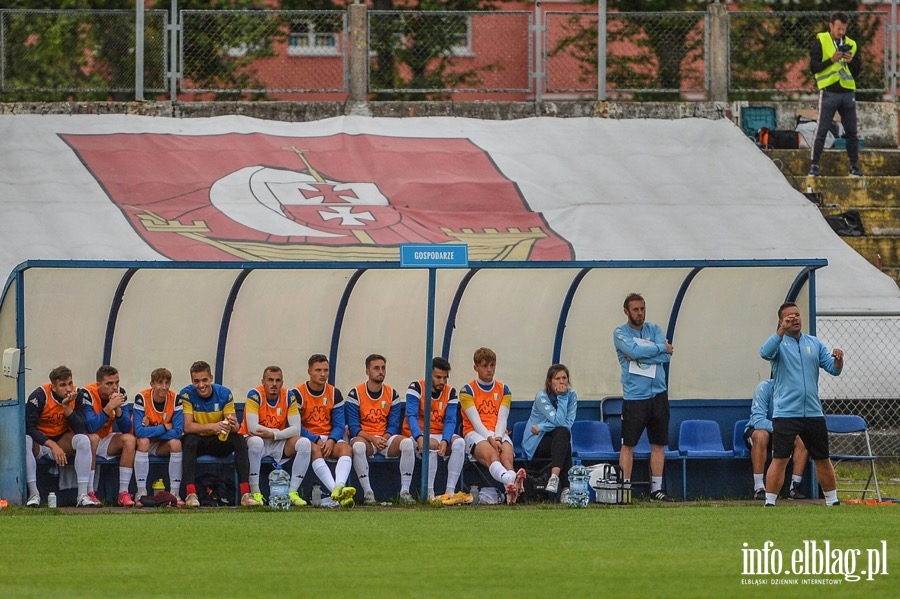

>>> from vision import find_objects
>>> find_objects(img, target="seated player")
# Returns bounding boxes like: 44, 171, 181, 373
133, 367, 184, 505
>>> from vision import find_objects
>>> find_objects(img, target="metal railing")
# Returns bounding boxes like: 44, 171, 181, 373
1, 4, 897, 101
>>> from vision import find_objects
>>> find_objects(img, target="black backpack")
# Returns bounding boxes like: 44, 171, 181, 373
196, 473, 235, 507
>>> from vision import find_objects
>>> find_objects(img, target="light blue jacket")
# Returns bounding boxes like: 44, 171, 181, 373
759, 332, 841, 418
745, 379, 774, 434
522, 389, 577, 459
613, 321, 670, 400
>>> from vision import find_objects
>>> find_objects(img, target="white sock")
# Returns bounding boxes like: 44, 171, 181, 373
753, 473, 764, 490
651, 476, 663, 493
824, 490, 839, 505
352, 442, 372, 493
88, 469, 96, 494
335, 455, 352, 487
312, 458, 336, 492
247, 436, 264, 494
445, 437, 465, 494
399, 437, 414, 493
73, 434, 91, 496
118, 467, 133, 494
25, 436, 37, 492
765, 492, 777, 505
427, 451, 438, 496
290, 439, 311, 492
135, 451, 149, 496
791, 474, 803, 486
488, 461, 508, 484
169, 452, 183, 495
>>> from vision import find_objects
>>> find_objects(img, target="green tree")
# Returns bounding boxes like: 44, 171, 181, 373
0, 0, 157, 101
367, 0, 497, 100
730, 1, 881, 101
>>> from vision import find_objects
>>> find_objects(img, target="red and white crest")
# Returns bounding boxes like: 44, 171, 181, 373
62, 132, 573, 262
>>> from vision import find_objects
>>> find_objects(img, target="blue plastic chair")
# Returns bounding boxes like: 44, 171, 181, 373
633, 430, 679, 459
571, 420, 619, 460
512, 421, 527, 460
677, 419, 732, 500
825, 414, 881, 501
678, 420, 732, 457
732, 419, 750, 457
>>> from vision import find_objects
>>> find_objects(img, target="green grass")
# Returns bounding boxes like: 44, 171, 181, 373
1, 503, 896, 598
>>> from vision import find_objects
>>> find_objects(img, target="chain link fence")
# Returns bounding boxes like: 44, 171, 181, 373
728, 11, 889, 97
1, 6, 897, 100
0, 9, 167, 98
368, 11, 531, 96
180, 10, 347, 95
546, 11, 708, 97
818, 316, 900, 457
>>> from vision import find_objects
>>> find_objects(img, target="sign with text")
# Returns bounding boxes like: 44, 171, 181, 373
400, 244, 469, 268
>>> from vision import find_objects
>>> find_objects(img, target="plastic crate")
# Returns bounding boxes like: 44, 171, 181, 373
740, 106, 776, 139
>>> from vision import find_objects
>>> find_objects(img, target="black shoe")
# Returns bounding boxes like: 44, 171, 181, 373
764, 503, 776, 508
754, 489, 766, 500
788, 484, 806, 500
808, 164, 820, 176
649, 490, 675, 503
849, 165, 863, 177
827, 500, 841, 506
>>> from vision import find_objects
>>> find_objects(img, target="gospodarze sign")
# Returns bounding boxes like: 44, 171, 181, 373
400, 244, 469, 268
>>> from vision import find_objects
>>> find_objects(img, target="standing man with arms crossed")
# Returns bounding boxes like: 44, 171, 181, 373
179, 360, 261, 507
24, 366, 99, 507
133, 367, 184, 504
614, 293, 675, 502
241, 365, 309, 507
759, 302, 844, 507
808, 11, 862, 177
459, 347, 525, 505
405, 356, 466, 504
83, 365, 137, 506
347, 354, 411, 505
294, 354, 356, 508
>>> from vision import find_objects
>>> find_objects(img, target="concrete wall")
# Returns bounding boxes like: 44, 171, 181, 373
2, 100, 896, 146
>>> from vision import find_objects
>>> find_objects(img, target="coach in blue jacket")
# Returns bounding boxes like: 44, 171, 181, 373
759, 302, 844, 507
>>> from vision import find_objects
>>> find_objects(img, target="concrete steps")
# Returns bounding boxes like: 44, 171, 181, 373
767, 149, 900, 287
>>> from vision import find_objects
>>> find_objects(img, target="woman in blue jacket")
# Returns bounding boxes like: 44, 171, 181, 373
522, 364, 577, 498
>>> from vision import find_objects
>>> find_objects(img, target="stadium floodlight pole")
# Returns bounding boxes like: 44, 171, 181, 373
598, 0, 607, 101
136, 0, 144, 101
419, 267, 436, 503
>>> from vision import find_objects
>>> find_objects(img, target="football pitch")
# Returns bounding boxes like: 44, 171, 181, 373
0, 502, 895, 598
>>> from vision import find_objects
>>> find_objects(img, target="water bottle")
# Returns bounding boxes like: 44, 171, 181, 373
608, 468, 619, 504
567, 458, 589, 508
152, 478, 165, 493
311, 484, 322, 507
470, 485, 479, 505
268, 463, 290, 510
622, 479, 632, 505
47, 492, 57, 509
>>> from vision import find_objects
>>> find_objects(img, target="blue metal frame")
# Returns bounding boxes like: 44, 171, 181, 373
441, 268, 480, 359
215, 269, 252, 383
103, 268, 139, 365
329, 269, 367, 384
0, 257, 828, 504
552, 267, 591, 364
